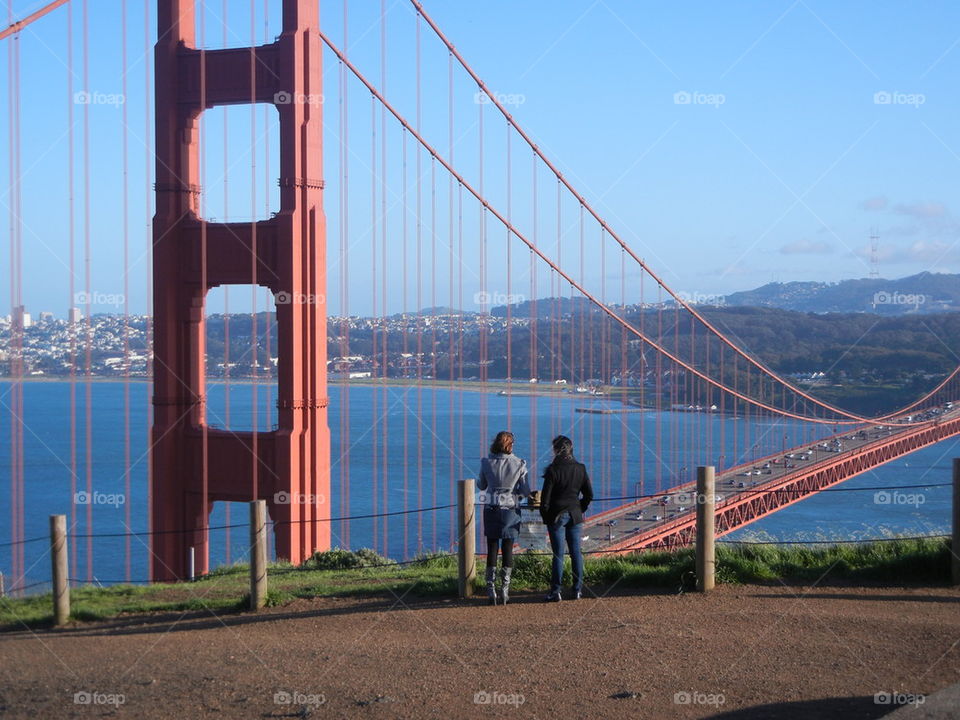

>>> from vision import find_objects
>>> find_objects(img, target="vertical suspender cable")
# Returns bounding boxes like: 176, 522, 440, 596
263, 0, 272, 445
447, 50, 455, 548
121, 0, 132, 581
67, 1, 78, 581
338, 10, 351, 546
655, 284, 662, 494
598, 229, 606, 495
530, 151, 538, 485
457, 179, 464, 543
505, 124, 512, 426
249, 0, 259, 505
369, 93, 378, 552
578, 205, 585, 465
553, 179, 560, 439
720, 343, 725, 472
144, 0, 154, 574
671, 303, 679, 489
477, 84, 487, 468
415, 9, 423, 549
639, 270, 645, 496
620, 249, 627, 497
6, 4, 20, 587
401, 129, 408, 556
16, 11, 25, 582
82, 0, 94, 583
200, 0, 209, 574
380, 0, 389, 555
730, 354, 743, 467
430, 156, 437, 549
600, 228, 610, 495
343, 2, 351, 547
6, 1, 13, 587
221, 0, 231, 563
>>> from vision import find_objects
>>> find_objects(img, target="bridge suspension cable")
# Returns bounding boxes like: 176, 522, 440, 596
0, 0, 70, 41
407, 0, 960, 428
318, 28, 946, 427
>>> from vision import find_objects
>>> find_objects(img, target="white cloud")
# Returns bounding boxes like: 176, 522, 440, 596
894, 201, 947, 219
861, 195, 888, 211
852, 238, 960, 266
779, 238, 833, 255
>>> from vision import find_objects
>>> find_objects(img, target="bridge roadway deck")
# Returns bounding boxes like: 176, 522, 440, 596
581, 406, 960, 554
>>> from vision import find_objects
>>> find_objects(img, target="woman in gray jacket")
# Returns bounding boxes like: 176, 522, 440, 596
478, 431, 531, 605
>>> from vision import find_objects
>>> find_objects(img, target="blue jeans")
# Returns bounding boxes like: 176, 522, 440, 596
547, 511, 583, 594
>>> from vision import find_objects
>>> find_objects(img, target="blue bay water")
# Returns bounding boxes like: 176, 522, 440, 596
0, 380, 953, 590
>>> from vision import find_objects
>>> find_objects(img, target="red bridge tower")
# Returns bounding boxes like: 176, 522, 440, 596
151, 0, 330, 580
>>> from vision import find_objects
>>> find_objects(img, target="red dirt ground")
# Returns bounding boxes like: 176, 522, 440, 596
1, 584, 958, 719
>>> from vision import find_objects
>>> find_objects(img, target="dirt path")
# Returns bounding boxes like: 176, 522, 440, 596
1, 584, 958, 719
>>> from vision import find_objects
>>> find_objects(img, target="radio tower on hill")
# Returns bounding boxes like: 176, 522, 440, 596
869, 229, 880, 279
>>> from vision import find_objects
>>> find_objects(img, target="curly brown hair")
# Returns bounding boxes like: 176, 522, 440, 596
490, 431, 515, 455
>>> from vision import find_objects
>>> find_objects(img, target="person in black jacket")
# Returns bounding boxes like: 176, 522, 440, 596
539, 435, 593, 601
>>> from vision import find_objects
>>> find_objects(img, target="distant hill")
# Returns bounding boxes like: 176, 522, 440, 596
489, 296, 599, 318
721, 272, 960, 315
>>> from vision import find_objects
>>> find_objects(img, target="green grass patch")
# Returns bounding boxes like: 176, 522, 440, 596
0, 539, 951, 630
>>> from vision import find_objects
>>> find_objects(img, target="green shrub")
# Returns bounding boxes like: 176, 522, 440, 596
410, 552, 457, 569
302, 547, 395, 570
263, 588, 293, 607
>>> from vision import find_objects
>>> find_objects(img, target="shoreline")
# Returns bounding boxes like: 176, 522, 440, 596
0, 375, 641, 400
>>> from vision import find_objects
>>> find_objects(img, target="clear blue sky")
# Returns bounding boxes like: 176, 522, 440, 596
2, 0, 959, 317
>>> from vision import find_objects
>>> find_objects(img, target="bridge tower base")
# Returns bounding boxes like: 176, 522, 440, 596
151, 0, 330, 581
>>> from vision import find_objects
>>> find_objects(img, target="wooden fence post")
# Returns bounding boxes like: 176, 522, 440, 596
696, 466, 716, 592
458, 479, 477, 598
50, 514, 69, 625
250, 500, 268, 610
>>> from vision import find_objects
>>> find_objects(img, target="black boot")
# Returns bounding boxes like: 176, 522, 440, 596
500, 567, 513, 605
485, 566, 498, 605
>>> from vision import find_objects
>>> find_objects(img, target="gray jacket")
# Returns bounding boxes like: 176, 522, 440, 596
478, 453, 531, 509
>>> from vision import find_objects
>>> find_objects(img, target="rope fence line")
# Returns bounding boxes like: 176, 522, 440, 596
0, 535, 46, 549
0, 482, 952, 549
0, 580, 48, 594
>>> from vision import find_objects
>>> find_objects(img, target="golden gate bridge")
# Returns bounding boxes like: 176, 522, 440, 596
1, 0, 957, 591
